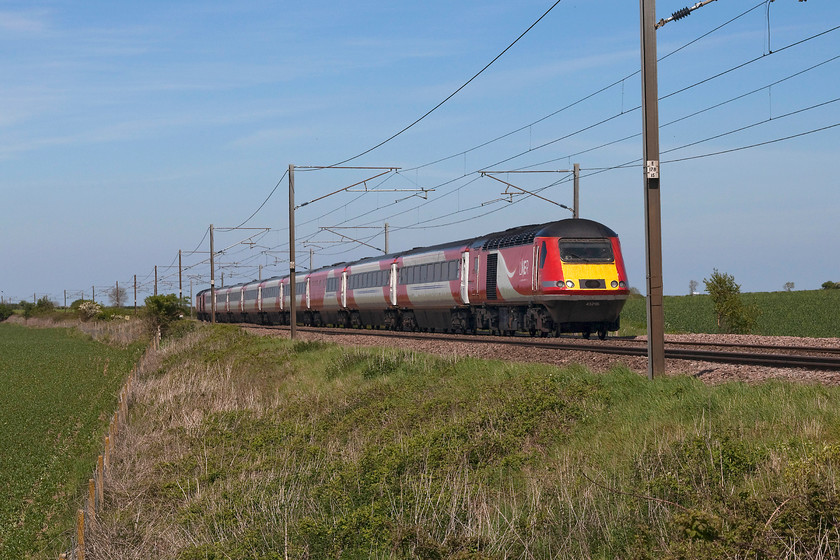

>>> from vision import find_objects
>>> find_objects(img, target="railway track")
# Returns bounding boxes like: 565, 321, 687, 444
245, 324, 840, 371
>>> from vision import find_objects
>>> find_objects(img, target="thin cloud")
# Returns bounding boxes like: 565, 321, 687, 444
0, 10, 49, 33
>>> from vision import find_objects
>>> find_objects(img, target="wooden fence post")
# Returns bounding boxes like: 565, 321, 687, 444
88, 479, 95, 522
97, 455, 104, 507
76, 509, 85, 560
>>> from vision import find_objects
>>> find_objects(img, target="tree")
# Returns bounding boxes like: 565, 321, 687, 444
822, 281, 839, 290
689, 279, 698, 295
783, 282, 795, 292
108, 285, 128, 307
703, 269, 760, 334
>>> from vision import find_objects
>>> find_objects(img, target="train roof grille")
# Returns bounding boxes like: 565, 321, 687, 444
482, 230, 537, 250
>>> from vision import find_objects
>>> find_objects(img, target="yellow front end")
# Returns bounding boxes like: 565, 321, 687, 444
561, 262, 622, 291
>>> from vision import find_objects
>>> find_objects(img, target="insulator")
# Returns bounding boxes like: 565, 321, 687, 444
672, 7, 691, 20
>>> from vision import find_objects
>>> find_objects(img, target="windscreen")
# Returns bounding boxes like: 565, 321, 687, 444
558, 239, 614, 263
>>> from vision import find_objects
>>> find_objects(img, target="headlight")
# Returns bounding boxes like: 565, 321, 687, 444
556, 281, 564, 287
565, 280, 575, 288
610, 281, 618, 288
619, 281, 626, 288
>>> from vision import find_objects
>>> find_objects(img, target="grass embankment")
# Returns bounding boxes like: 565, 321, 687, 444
0, 323, 146, 558
620, 289, 840, 337
91, 324, 840, 559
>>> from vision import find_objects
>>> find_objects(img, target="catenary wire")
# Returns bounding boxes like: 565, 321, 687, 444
327, 0, 566, 167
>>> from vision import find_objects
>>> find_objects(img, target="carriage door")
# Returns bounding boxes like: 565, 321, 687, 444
279, 282, 284, 311
531, 243, 541, 293
340, 271, 348, 308
389, 263, 398, 306
305, 278, 311, 309
460, 251, 470, 305
470, 254, 480, 299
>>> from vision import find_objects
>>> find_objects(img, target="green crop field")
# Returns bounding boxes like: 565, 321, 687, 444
0, 323, 144, 558
620, 289, 840, 337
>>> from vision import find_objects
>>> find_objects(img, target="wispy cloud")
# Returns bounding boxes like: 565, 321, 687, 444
0, 9, 49, 33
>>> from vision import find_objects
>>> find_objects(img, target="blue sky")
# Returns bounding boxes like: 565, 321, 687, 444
1, 0, 838, 304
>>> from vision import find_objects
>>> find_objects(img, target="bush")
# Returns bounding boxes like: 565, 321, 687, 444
0, 304, 13, 322
822, 281, 840, 290
703, 269, 760, 334
19, 297, 57, 319
142, 294, 188, 338
35, 297, 55, 314
77, 301, 102, 322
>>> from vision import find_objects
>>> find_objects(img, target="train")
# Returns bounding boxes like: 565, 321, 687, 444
196, 218, 630, 339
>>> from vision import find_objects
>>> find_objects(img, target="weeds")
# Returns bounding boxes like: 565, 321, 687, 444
84, 325, 840, 559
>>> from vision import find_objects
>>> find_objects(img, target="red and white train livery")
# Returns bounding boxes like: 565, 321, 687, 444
196, 218, 630, 338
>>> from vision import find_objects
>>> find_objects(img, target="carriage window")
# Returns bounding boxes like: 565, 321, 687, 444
398, 261, 460, 284
558, 239, 614, 263
539, 241, 547, 268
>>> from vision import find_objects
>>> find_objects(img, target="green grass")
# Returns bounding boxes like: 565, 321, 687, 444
91, 325, 840, 559
0, 323, 145, 558
620, 289, 840, 337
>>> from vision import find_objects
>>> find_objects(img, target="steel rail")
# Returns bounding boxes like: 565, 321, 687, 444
247, 325, 840, 371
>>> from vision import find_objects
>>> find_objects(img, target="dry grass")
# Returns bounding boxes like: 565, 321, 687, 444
80, 325, 840, 559
6, 314, 146, 347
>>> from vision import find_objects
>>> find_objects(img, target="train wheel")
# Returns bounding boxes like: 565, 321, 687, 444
582, 330, 591, 340
598, 329, 607, 340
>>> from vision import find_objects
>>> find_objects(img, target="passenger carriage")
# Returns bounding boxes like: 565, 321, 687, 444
197, 218, 629, 338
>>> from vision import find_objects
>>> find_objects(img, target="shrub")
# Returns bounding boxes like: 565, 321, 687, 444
822, 281, 839, 290
703, 269, 760, 334
77, 301, 102, 321
0, 304, 13, 322
142, 294, 188, 338
35, 296, 55, 314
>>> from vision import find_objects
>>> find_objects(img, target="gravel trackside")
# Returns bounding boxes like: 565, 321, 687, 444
244, 326, 840, 386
